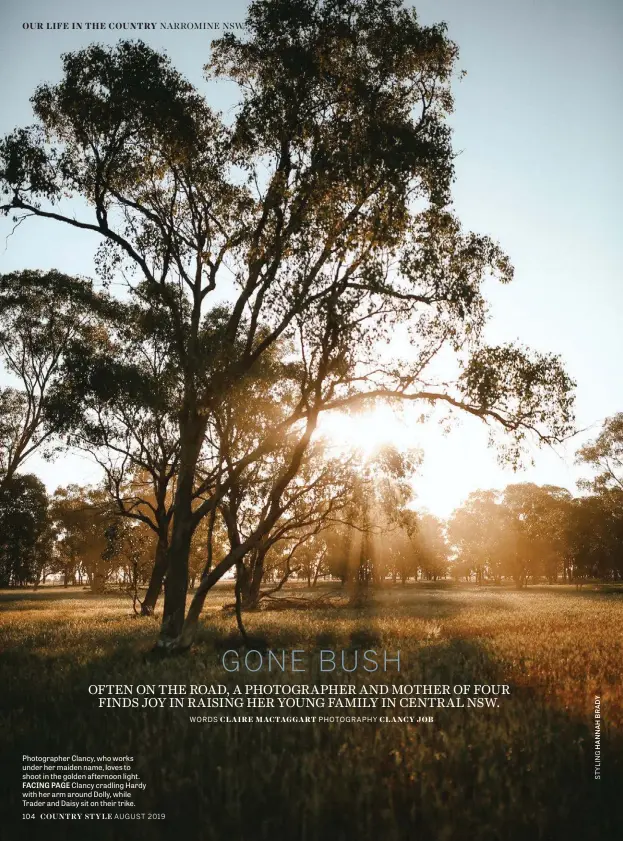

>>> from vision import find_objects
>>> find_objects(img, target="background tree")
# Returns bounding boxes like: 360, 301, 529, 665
50, 485, 120, 592
413, 513, 449, 580
48, 302, 182, 614
0, 474, 50, 587
325, 523, 352, 585
449, 484, 573, 586
572, 413, 623, 583
577, 414, 623, 493
384, 522, 419, 584
448, 490, 506, 583
339, 445, 420, 600
0, 270, 104, 490
566, 492, 623, 584
381, 511, 447, 583
293, 536, 330, 588
501, 484, 572, 586
107, 516, 157, 603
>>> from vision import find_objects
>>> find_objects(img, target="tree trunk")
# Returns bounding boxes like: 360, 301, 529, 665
91, 570, 106, 594
312, 558, 322, 587
141, 532, 169, 616
160, 500, 193, 641
174, 549, 241, 649
158, 413, 206, 643
238, 562, 251, 603
246, 552, 265, 608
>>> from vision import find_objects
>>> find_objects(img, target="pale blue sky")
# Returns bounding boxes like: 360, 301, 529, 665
0, 0, 621, 515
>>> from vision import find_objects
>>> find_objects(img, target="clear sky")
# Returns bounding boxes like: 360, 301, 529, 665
0, 0, 621, 516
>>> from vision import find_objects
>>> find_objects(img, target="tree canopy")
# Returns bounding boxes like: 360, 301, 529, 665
0, 269, 107, 490
0, 473, 50, 587
577, 413, 623, 493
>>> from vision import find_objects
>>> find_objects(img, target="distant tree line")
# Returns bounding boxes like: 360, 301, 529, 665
448, 482, 623, 588
2, 412, 621, 592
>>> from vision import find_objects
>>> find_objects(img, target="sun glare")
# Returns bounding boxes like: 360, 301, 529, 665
318, 404, 414, 459
317, 403, 543, 520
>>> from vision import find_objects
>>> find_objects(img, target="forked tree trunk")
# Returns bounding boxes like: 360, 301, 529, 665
174, 549, 242, 649
164, 412, 320, 651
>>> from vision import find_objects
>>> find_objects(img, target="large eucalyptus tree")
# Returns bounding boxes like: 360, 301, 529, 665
0, 0, 574, 647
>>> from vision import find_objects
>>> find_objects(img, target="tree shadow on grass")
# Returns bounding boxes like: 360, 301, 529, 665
1, 607, 621, 841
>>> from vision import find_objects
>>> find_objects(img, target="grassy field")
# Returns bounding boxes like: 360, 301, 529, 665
1, 583, 621, 841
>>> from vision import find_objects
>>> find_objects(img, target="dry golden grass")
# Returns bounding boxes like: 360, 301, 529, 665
1, 582, 621, 841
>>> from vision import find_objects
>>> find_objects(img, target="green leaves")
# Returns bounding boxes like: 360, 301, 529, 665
0, 126, 60, 203
448, 483, 575, 585
459, 344, 576, 460
212, 0, 457, 230
576, 413, 623, 493
33, 40, 208, 158
0, 473, 50, 587
0, 270, 111, 485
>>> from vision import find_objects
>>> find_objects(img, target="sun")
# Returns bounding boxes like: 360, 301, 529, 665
317, 403, 414, 459
315, 402, 511, 519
